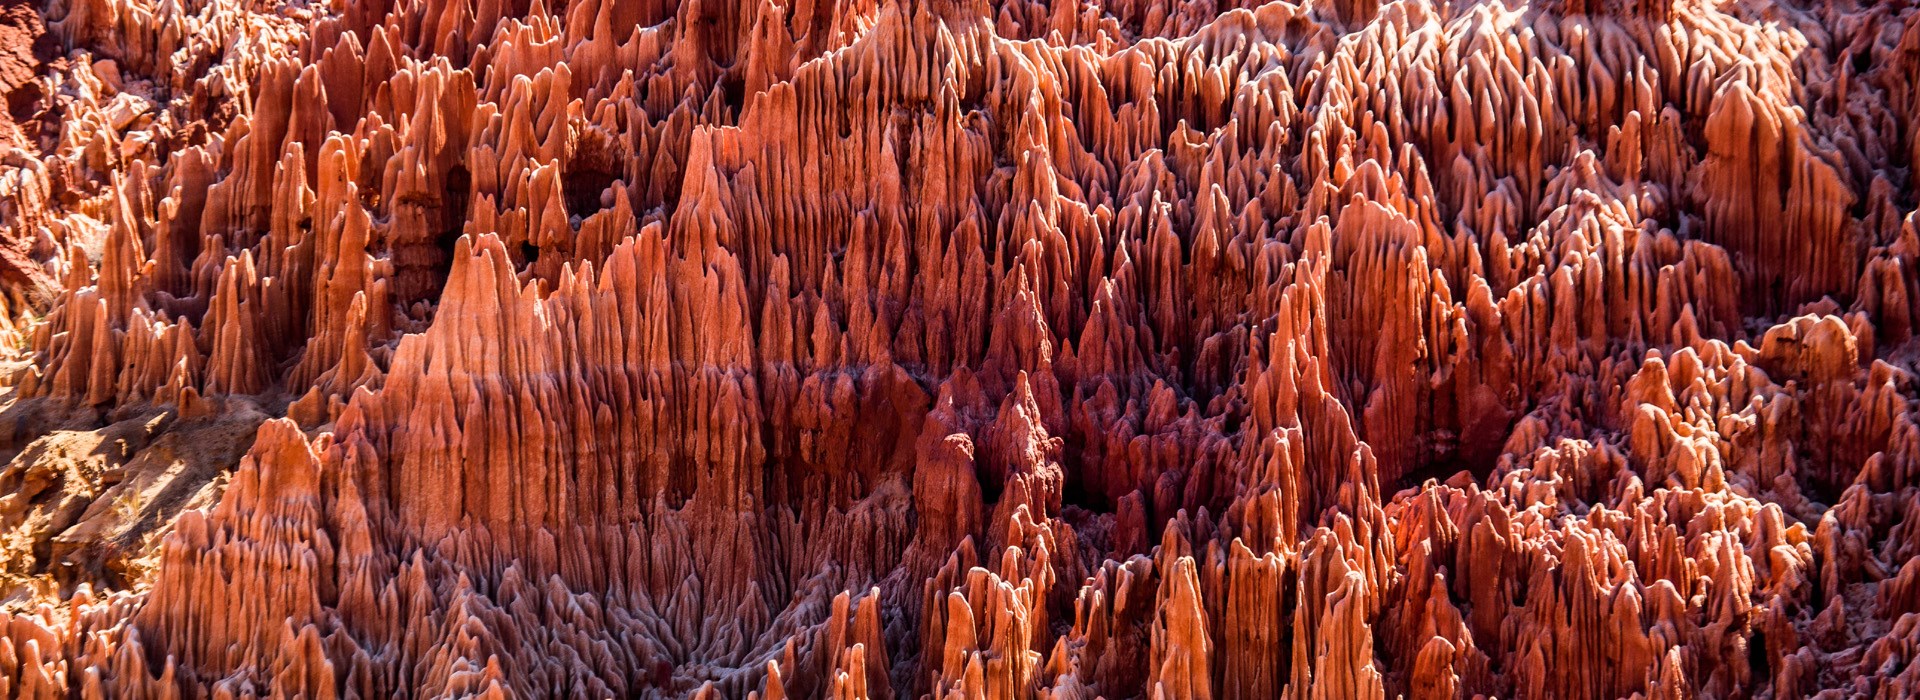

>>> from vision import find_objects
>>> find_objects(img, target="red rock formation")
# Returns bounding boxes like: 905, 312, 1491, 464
0, 0, 1918, 697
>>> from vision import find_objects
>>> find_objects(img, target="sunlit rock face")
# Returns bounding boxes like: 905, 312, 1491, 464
0, 0, 1917, 696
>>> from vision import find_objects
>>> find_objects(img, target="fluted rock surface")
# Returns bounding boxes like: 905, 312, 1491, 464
1, 0, 1919, 697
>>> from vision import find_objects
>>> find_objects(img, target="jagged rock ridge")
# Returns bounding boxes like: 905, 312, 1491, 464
0, 0, 1918, 697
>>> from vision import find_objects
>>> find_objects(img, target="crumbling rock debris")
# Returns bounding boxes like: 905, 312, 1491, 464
0, 0, 1918, 697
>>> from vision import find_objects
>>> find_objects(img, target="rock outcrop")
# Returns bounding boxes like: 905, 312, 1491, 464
1, 0, 1919, 697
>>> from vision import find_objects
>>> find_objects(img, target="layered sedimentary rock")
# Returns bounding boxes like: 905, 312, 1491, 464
0, 0, 1918, 696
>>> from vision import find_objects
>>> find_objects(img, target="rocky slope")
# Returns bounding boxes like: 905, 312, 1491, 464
0, 0, 1918, 696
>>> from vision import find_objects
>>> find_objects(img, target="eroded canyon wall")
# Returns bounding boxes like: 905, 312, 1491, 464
0, 0, 1918, 697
